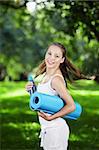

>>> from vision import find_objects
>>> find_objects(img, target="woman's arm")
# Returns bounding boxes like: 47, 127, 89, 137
38, 76, 75, 121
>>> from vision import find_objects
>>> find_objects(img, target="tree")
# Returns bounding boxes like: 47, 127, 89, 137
0, 0, 99, 80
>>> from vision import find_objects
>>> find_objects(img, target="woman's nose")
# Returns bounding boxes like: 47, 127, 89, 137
50, 55, 55, 60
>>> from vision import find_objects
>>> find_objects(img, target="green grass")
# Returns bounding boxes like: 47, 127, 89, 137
0, 80, 99, 150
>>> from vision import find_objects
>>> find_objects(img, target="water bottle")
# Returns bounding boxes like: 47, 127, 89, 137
28, 75, 37, 95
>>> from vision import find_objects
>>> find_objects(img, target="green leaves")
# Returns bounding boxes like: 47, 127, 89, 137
0, 1, 98, 80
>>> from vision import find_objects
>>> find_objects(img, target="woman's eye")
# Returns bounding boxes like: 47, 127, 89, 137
56, 55, 59, 58
48, 52, 51, 55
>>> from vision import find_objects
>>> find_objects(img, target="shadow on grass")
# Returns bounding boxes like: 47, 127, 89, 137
1, 95, 43, 150
67, 109, 99, 150
1, 119, 42, 150
68, 140, 99, 150
1, 124, 41, 150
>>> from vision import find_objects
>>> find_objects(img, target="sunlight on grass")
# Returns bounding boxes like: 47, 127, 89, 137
71, 90, 99, 96
0, 108, 36, 115
4, 122, 40, 130
73, 80, 97, 86
70, 134, 81, 141
0, 89, 28, 99
86, 108, 99, 115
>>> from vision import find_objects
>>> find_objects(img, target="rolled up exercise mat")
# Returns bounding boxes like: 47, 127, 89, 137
30, 92, 82, 120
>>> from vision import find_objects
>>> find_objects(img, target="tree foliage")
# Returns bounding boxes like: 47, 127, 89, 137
0, 0, 99, 80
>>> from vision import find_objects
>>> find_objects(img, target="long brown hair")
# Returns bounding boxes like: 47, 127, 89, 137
35, 42, 89, 86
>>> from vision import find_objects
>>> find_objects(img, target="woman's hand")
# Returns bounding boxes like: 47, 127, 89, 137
38, 111, 53, 121
25, 82, 33, 92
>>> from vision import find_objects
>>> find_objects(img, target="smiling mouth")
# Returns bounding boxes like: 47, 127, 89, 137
47, 60, 54, 65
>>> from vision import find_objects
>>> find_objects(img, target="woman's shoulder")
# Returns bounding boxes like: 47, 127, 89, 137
51, 73, 64, 81
50, 73, 66, 86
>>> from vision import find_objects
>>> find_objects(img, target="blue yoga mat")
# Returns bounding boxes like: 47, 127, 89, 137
30, 92, 82, 120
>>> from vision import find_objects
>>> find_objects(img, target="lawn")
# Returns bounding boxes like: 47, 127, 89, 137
0, 80, 99, 150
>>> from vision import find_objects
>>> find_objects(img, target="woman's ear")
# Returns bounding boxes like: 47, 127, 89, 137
60, 57, 65, 63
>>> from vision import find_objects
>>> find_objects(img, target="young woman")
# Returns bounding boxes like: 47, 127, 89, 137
26, 42, 86, 150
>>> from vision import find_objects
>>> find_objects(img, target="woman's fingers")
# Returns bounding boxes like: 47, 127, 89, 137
38, 111, 52, 121
25, 82, 33, 91
38, 111, 46, 118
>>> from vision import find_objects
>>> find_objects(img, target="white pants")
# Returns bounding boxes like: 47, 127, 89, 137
39, 119, 69, 150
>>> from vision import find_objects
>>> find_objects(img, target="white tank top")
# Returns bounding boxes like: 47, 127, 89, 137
37, 74, 66, 128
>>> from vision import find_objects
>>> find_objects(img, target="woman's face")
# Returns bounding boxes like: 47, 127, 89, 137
45, 45, 64, 69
